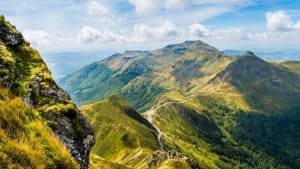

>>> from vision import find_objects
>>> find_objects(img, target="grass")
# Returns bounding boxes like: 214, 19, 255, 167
0, 88, 78, 169
58, 41, 232, 112
54, 38, 300, 168
152, 90, 300, 168
81, 96, 159, 169
0, 16, 92, 168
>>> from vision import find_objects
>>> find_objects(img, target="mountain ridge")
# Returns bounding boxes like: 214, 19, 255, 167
0, 16, 94, 169
60, 39, 300, 168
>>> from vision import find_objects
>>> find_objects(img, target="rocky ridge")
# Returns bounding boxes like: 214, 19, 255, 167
0, 16, 94, 169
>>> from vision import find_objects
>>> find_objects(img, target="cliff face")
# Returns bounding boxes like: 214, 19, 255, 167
0, 16, 94, 169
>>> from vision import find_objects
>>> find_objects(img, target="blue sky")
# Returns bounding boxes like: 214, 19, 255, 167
1, 0, 300, 53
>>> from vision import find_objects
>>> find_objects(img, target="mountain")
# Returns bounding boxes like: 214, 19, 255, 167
223, 49, 300, 61
208, 51, 300, 113
59, 40, 231, 112
81, 96, 198, 169
0, 16, 94, 168
60, 39, 300, 168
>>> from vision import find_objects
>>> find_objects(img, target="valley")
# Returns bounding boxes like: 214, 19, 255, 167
61, 40, 300, 168
1, 10, 300, 169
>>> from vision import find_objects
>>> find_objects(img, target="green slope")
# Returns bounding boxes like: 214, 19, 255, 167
59, 40, 231, 112
149, 53, 300, 168
0, 16, 94, 168
152, 90, 300, 168
60, 38, 300, 168
81, 96, 196, 169
208, 51, 300, 113
0, 88, 78, 169
277, 61, 300, 76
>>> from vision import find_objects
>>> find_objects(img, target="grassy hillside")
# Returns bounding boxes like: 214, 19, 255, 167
148, 53, 300, 168
0, 16, 94, 168
152, 91, 300, 168
81, 96, 197, 169
59, 41, 231, 112
0, 88, 78, 169
277, 61, 300, 76
207, 51, 300, 113
60, 35, 300, 168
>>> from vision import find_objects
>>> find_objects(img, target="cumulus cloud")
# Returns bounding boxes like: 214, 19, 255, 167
23, 30, 50, 45
187, 24, 212, 37
76, 25, 121, 43
132, 20, 178, 41
129, 0, 161, 15
266, 10, 293, 31
87, 0, 110, 15
266, 10, 300, 32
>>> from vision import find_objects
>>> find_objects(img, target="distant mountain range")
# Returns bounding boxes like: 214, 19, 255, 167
41, 49, 300, 80
223, 49, 300, 61
59, 40, 300, 168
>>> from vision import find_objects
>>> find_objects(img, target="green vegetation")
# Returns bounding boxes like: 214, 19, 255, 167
0, 88, 78, 169
0, 16, 94, 168
63, 41, 300, 168
81, 96, 196, 169
277, 61, 300, 76
59, 41, 232, 112
81, 96, 159, 169
208, 52, 300, 113
153, 92, 300, 168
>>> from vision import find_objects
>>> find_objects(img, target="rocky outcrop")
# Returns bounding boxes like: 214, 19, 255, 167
27, 76, 95, 169
148, 150, 200, 169
0, 16, 95, 169
0, 16, 24, 46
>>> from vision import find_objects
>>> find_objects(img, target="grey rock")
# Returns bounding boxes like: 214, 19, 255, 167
0, 23, 24, 46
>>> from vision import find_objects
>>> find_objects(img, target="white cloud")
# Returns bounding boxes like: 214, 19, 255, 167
265, 10, 300, 33
23, 30, 50, 46
76, 25, 121, 43
295, 21, 300, 31
132, 20, 178, 41
266, 10, 293, 31
129, 0, 161, 15
187, 24, 212, 37
87, 0, 110, 16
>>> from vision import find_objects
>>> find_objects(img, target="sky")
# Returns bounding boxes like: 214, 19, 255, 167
1, 0, 300, 54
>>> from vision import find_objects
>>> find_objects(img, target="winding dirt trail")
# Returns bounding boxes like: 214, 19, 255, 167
146, 109, 164, 150
145, 93, 204, 151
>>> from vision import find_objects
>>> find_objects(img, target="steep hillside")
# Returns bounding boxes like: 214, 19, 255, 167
0, 16, 94, 168
145, 52, 300, 168
150, 90, 300, 168
81, 96, 197, 169
59, 40, 232, 111
207, 51, 300, 113
0, 88, 78, 168
61, 39, 300, 169
278, 61, 300, 76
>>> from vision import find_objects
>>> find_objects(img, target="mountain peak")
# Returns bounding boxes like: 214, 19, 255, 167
243, 51, 255, 56
239, 51, 266, 64
157, 40, 220, 56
